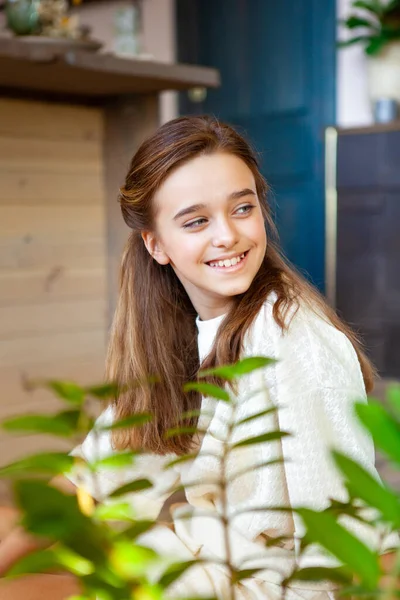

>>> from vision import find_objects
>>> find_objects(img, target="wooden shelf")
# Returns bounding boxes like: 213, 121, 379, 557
336, 121, 400, 135
0, 38, 220, 99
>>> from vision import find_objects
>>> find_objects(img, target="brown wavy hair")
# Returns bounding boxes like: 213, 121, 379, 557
106, 115, 375, 455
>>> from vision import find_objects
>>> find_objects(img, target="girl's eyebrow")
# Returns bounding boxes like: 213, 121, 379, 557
173, 188, 256, 221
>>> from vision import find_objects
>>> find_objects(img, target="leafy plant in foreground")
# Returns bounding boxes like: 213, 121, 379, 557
0, 368, 399, 598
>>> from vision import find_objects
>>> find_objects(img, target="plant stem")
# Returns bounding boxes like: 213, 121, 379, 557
220, 403, 237, 600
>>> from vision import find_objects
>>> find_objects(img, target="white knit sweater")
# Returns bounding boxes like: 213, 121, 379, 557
68, 293, 398, 597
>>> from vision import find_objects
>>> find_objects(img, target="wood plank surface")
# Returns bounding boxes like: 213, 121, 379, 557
1, 329, 106, 368
0, 236, 105, 270
0, 206, 105, 238
1, 354, 106, 408
0, 98, 108, 497
0, 299, 107, 338
104, 94, 158, 325
0, 136, 102, 173
0, 170, 103, 205
0, 98, 104, 141
0, 267, 106, 305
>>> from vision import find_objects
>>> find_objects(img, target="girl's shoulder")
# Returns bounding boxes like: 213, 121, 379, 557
248, 292, 366, 393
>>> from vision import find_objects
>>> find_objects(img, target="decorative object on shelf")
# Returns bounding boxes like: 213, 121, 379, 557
36, 0, 80, 39
5, 0, 40, 35
113, 0, 144, 58
4, 0, 100, 48
338, 0, 400, 111
373, 97, 399, 122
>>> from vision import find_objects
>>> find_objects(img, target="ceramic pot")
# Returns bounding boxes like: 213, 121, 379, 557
5, 0, 40, 36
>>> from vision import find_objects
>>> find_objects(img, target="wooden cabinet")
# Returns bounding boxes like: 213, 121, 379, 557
326, 125, 400, 378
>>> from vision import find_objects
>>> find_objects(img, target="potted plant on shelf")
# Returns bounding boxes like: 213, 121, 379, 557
339, 0, 400, 106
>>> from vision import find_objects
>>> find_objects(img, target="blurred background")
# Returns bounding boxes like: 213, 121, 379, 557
0, 0, 399, 500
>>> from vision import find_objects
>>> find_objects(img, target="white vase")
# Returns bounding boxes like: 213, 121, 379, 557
367, 41, 400, 103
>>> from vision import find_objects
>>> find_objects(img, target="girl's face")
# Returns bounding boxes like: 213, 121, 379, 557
142, 152, 267, 320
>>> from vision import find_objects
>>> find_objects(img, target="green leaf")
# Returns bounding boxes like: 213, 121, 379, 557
232, 430, 290, 448
91, 451, 137, 471
352, 0, 384, 16
184, 382, 230, 402
164, 451, 219, 469
355, 401, 400, 465
110, 540, 158, 579
46, 381, 85, 405
365, 35, 388, 54
94, 502, 135, 522
345, 15, 375, 28
121, 520, 155, 540
14, 480, 107, 564
297, 508, 380, 589
236, 406, 278, 426
199, 356, 276, 380
158, 560, 198, 587
31, 380, 86, 405
337, 35, 372, 48
227, 458, 285, 482
285, 566, 352, 586
3, 410, 81, 437
109, 478, 153, 498
333, 451, 400, 526
85, 382, 124, 399
133, 583, 164, 600
86, 378, 157, 401
53, 546, 95, 576
0, 452, 74, 478
264, 534, 293, 547
6, 548, 61, 577
179, 409, 205, 420
164, 426, 206, 439
387, 384, 400, 417
99, 413, 152, 431
170, 598, 217, 600
324, 497, 368, 521
352, 0, 383, 18
231, 568, 263, 583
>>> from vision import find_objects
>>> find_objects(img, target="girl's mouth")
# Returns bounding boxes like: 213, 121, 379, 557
206, 250, 249, 271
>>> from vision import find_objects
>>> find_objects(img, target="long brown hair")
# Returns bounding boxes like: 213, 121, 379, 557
107, 115, 375, 455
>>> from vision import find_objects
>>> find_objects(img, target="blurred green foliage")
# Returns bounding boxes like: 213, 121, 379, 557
339, 0, 400, 55
0, 359, 399, 599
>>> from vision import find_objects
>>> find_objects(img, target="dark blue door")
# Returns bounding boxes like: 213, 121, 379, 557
177, 0, 336, 290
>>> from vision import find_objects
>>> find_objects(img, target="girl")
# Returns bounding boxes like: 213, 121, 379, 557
0, 116, 397, 599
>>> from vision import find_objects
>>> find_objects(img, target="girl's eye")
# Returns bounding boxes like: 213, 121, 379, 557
183, 218, 207, 229
235, 204, 254, 215
182, 205, 254, 229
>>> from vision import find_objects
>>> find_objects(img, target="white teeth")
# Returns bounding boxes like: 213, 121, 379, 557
208, 252, 247, 268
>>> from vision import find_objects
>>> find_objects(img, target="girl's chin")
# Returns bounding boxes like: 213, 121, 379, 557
210, 280, 253, 298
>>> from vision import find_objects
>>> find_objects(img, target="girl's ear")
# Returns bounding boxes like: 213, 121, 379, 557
141, 231, 170, 265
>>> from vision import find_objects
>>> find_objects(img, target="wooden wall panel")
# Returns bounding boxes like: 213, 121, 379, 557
0, 299, 106, 337
0, 98, 103, 142
1, 355, 106, 414
0, 171, 103, 205
0, 268, 106, 305
0, 98, 108, 501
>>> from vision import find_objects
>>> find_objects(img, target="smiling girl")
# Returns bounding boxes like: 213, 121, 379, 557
0, 116, 397, 599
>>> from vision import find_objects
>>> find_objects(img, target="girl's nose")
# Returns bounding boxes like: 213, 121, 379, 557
211, 218, 239, 248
